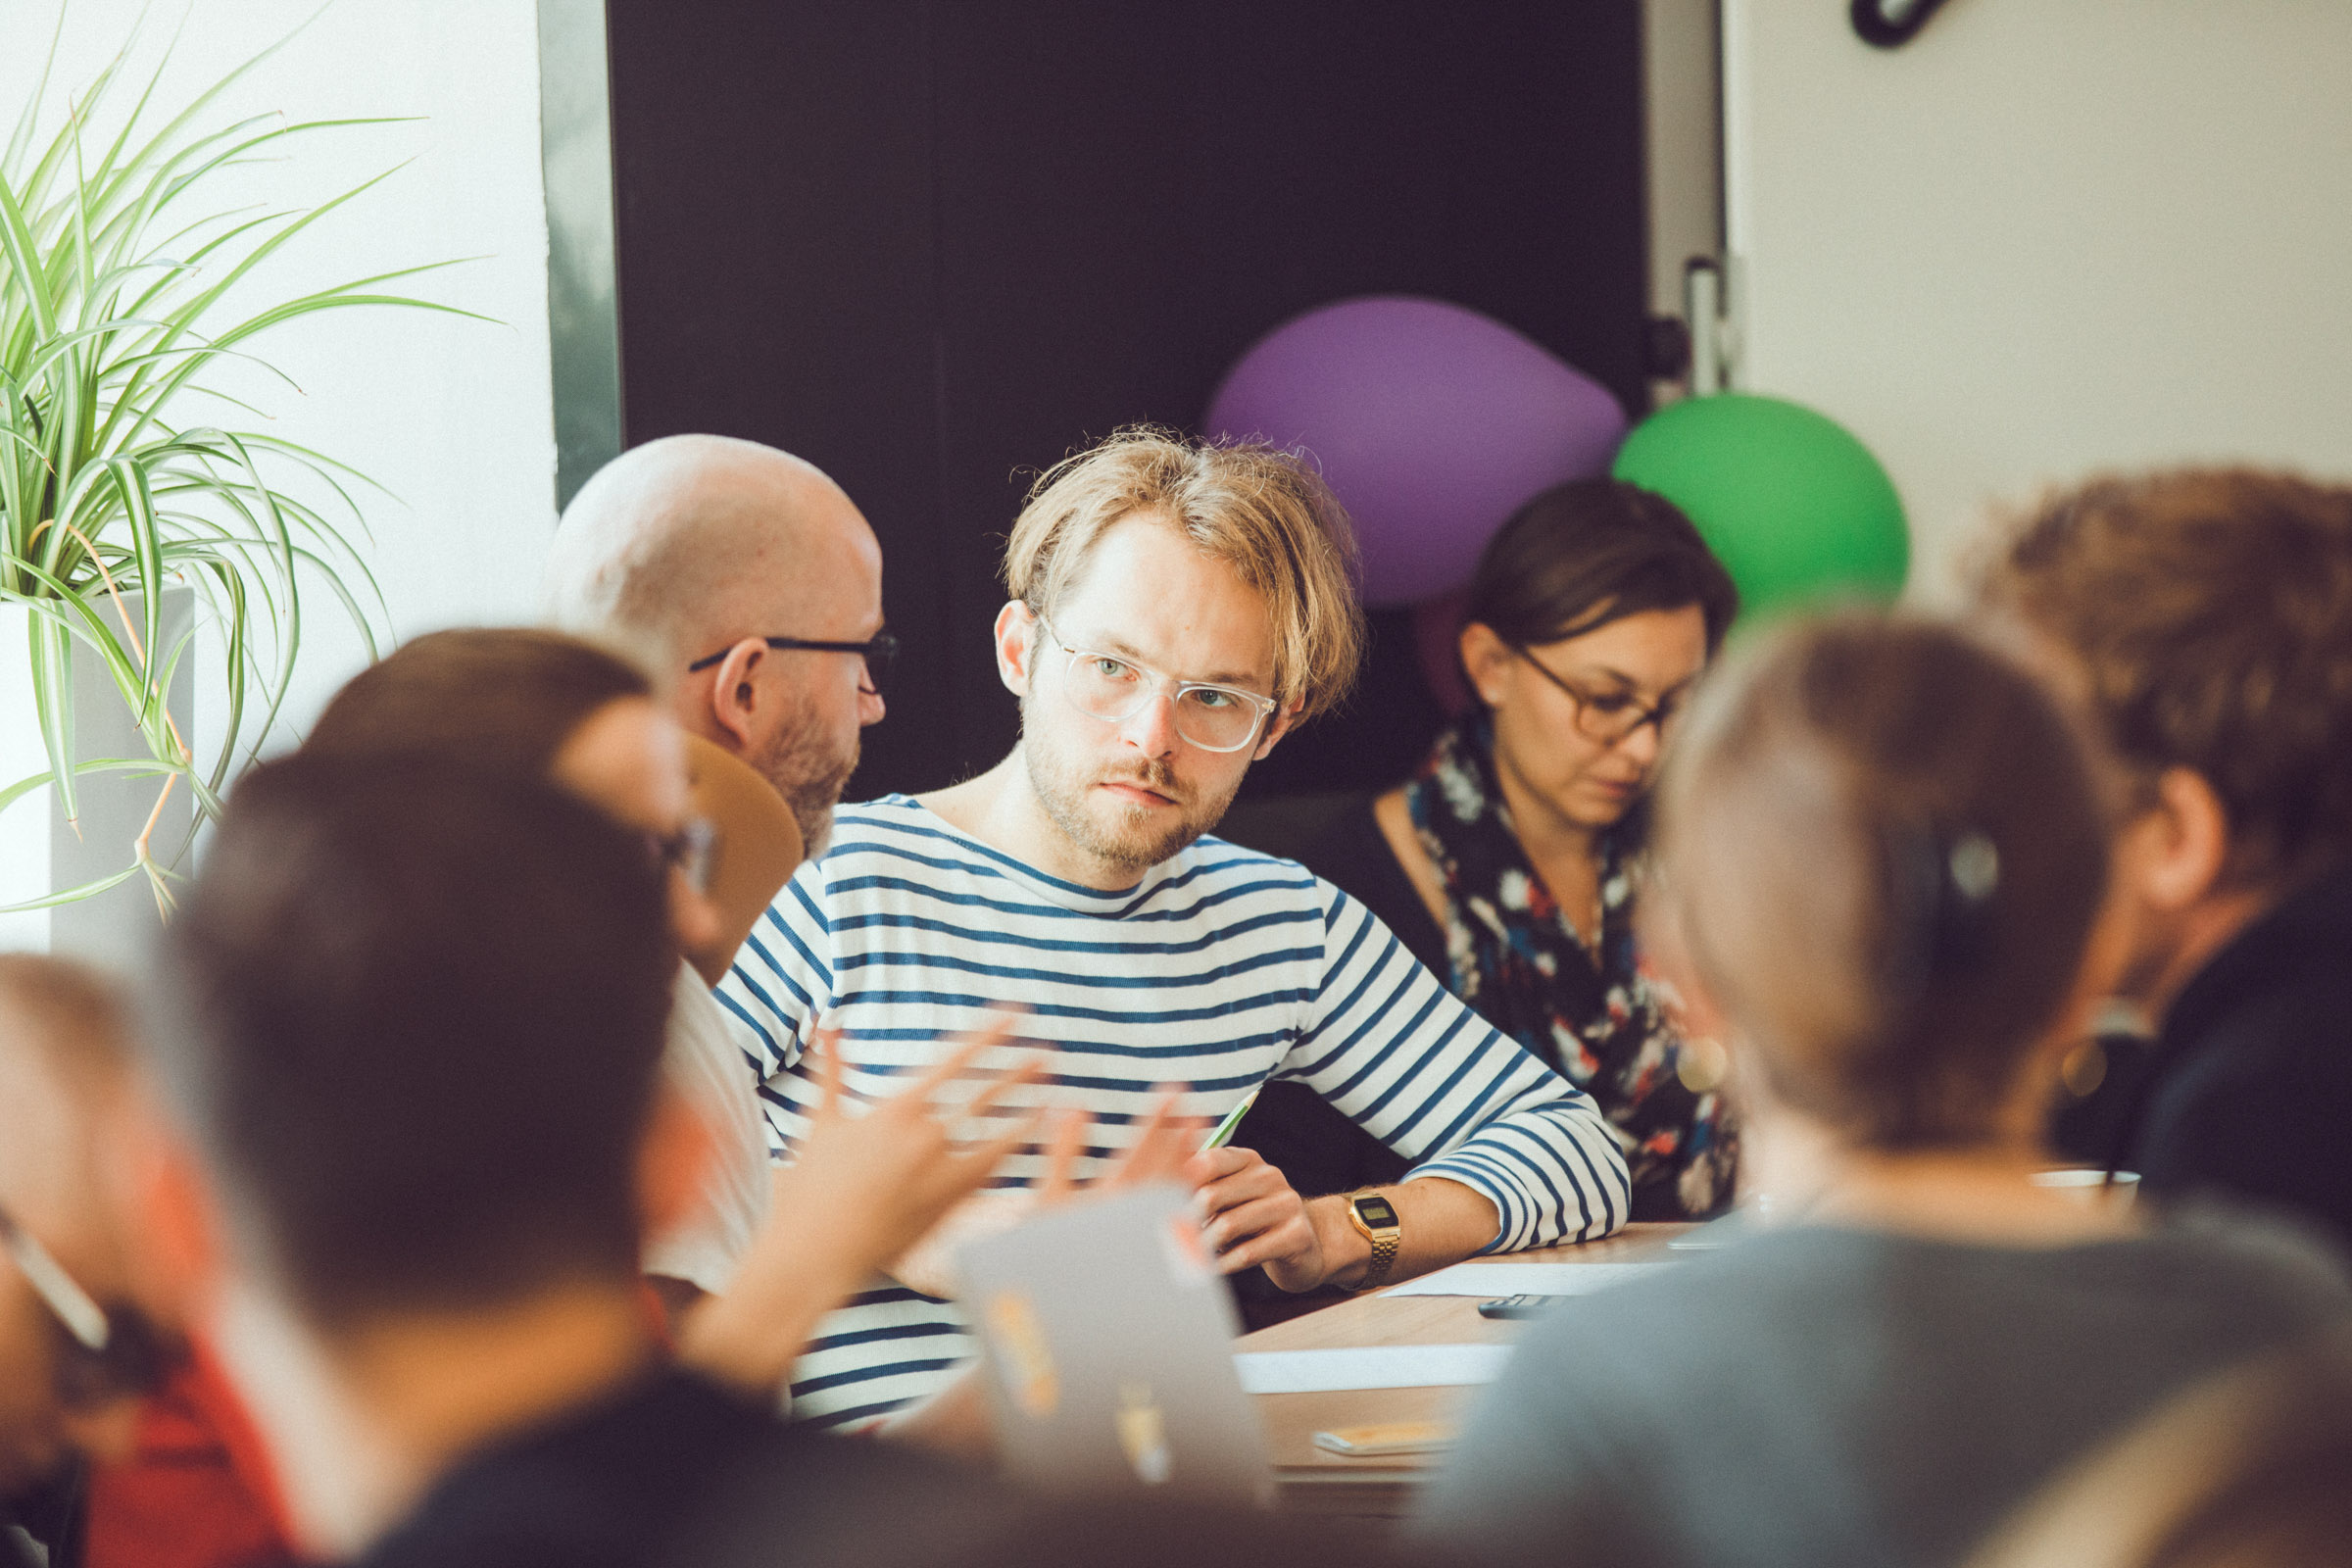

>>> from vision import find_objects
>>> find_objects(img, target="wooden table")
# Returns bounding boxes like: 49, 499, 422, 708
1241, 1222, 1696, 1516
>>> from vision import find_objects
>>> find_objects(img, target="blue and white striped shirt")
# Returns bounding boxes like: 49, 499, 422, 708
717, 796, 1630, 1427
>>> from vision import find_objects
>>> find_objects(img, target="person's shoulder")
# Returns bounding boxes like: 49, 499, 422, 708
1180, 833, 1327, 903
1500, 1229, 1830, 1373
2165, 866, 2352, 1067
788, 797, 984, 889
2132, 1203, 2352, 1304
355, 1371, 780, 1568
659, 1405, 1019, 1568
813, 795, 929, 855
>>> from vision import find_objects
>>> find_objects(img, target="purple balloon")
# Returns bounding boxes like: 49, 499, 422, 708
1204, 296, 1628, 607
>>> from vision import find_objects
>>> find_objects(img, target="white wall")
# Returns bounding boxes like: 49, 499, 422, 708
2, 0, 557, 951
1723, 0, 2352, 604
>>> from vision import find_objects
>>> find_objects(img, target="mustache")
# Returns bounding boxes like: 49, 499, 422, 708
1100, 760, 1183, 799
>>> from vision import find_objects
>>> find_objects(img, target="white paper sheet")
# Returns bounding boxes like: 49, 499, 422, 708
1233, 1344, 1512, 1394
1380, 1261, 1671, 1298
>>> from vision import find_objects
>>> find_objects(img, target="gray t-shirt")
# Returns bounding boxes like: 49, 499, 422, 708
1418, 1216, 2352, 1568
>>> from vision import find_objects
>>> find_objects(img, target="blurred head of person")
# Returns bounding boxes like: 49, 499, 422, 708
304, 627, 723, 967
1456, 479, 1738, 841
1, 957, 166, 1498
1646, 615, 2114, 1176
141, 755, 689, 1557
545, 434, 888, 856
1983, 469, 2352, 1015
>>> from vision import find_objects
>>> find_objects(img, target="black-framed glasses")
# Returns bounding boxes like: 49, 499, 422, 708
0, 1202, 173, 1407
650, 816, 718, 894
684, 631, 901, 692
1037, 616, 1279, 755
1513, 647, 1686, 746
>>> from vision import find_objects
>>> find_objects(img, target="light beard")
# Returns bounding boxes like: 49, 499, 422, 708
1019, 689, 1243, 882
750, 700, 859, 859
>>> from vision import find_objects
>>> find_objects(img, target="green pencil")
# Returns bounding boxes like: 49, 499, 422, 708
1200, 1086, 1262, 1152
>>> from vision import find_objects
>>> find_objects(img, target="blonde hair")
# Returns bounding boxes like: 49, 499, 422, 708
1002, 427, 1366, 721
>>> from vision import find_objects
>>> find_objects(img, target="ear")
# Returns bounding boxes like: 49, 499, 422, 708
700, 640, 768, 753
1251, 698, 1305, 760
2123, 765, 2233, 914
994, 601, 1040, 698
636, 1083, 717, 1241
1458, 621, 1513, 708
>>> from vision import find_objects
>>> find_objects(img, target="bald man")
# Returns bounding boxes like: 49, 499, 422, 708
546, 435, 889, 854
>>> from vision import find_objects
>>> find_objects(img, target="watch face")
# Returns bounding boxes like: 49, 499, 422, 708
1353, 1195, 1398, 1230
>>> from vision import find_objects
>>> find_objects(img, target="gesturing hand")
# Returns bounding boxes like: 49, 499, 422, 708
778, 1013, 1045, 1274
681, 1013, 1041, 1392
1034, 1087, 1201, 1203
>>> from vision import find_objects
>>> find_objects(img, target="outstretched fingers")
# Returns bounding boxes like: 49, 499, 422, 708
1037, 1109, 1092, 1203
952, 1105, 1051, 1191
1111, 1087, 1203, 1189
902, 1007, 1029, 1109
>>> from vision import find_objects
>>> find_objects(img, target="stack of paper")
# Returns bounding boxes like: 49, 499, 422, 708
1380, 1260, 1670, 1298
1234, 1344, 1512, 1394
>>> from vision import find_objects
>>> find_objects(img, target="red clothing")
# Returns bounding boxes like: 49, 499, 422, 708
84, 1347, 292, 1568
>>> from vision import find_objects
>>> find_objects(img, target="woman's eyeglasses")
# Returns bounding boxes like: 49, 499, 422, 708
1513, 647, 1686, 746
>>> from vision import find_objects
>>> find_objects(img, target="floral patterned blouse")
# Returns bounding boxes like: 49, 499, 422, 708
1399, 718, 1734, 1219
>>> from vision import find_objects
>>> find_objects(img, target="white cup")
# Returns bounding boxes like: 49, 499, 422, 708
2031, 1167, 2141, 1207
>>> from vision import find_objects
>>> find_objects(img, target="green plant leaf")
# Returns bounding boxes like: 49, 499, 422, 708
0, 863, 146, 914
2, 4, 472, 910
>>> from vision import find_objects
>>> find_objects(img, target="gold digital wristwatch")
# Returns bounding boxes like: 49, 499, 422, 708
1346, 1192, 1402, 1292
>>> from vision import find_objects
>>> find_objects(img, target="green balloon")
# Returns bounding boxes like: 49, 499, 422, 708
1610, 392, 1908, 621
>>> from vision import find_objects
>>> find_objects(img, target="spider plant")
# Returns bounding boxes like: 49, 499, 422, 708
1, 11, 484, 913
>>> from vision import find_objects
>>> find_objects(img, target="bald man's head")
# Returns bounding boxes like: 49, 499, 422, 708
545, 436, 888, 852
546, 435, 877, 667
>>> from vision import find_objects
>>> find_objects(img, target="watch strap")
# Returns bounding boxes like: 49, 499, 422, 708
1349, 1195, 1402, 1292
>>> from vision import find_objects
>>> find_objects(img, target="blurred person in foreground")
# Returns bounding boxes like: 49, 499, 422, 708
1236, 478, 1740, 1221
1970, 1328, 2352, 1568
721, 428, 1631, 1429
304, 628, 769, 1316
134, 755, 1029, 1566
301, 626, 1051, 1396
1, 957, 223, 1568
544, 433, 891, 858
1984, 470, 2352, 1250
1418, 615, 2352, 1568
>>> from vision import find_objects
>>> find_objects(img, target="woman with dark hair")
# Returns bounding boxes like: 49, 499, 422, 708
1236, 479, 1740, 1220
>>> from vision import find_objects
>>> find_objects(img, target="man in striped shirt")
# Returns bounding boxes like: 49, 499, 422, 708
722, 429, 1631, 1428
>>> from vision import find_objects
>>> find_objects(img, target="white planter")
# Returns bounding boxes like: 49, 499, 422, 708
1, 587, 198, 971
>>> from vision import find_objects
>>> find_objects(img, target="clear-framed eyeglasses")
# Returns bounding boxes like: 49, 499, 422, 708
1036, 616, 1279, 754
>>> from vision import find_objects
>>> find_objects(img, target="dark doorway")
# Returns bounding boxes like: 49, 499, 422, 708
608, 2, 1650, 815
